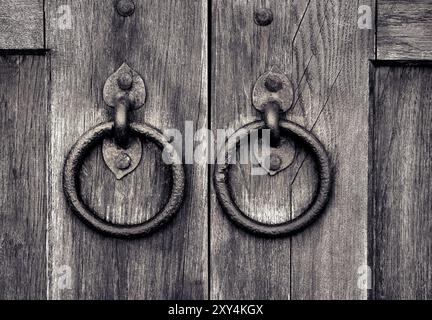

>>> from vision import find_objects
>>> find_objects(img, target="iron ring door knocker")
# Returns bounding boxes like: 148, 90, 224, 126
214, 70, 332, 237
63, 64, 185, 238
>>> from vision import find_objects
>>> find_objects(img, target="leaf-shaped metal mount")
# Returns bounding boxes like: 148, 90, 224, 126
252, 67, 293, 112
102, 137, 142, 180
102, 63, 146, 179
103, 63, 146, 110
252, 68, 296, 176
253, 137, 296, 176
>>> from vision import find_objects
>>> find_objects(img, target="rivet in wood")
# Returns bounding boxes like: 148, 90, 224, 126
116, 0, 135, 17
269, 153, 282, 171
254, 8, 273, 26
115, 152, 132, 170
117, 72, 133, 90
264, 76, 283, 92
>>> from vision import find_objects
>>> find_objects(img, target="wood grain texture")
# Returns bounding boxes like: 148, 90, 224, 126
289, 0, 374, 300
0, 0, 44, 50
211, 0, 293, 299
46, 0, 207, 299
370, 66, 432, 299
377, 0, 432, 60
0, 56, 48, 299
211, 0, 374, 299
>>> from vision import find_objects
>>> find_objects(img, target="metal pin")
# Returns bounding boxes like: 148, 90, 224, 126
254, 8, 273, 26
116, 0, 135, 17
265, 76, 283, 92
115, 152, 132, 170
117, 72, 133, 90
269, 154, 282, 171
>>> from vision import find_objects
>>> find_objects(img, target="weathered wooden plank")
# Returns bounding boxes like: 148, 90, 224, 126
377, 0, 432, 60
0, 0, 44, 50
0, 55, 48, 299
289, 0, 374, 299
46, 0, 207, 299
211, 0, 374, 299
211, 0, 295, 299
370, 65, 432, 299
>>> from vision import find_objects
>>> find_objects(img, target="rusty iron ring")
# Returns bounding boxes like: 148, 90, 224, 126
63, 121, 185, 238
214, 120, 332, 237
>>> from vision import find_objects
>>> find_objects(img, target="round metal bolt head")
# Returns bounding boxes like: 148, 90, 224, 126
117, 72, 133, 90
269, 153, 282, 171
254, 8, 273, 26
116, 0, 135, 17
264, 76, 283, 92
115, 152, 132, 170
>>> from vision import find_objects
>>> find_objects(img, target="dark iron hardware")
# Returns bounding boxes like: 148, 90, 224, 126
214, 69, 332, 237
116, 0, 135, 17
63, 63, 185, 238
102, 63, 145, 178
254, 8, 273, 26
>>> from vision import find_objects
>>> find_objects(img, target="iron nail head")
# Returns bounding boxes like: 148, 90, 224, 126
254, 8, 273, 26
115, 152, 132, 170
116, 0, 135, 17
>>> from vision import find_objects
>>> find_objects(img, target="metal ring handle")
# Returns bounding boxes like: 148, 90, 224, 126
214, 120, 332, 237
63, 121, 185, 238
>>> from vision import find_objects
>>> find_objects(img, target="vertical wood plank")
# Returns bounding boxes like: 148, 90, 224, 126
0, 0, 44, 50
211, 0, 374, 299
290, 0, 374, 299
211, 0, 293, 299
46, 0, 207, 299
370, 65, 432, 299
0, 55, 48, 299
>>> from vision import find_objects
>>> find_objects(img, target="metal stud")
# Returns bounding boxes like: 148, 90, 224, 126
117, 72, 133, 90
115, 152, 132, 170
116, 0, 135, 17
264, 76, 283, 92
269, 154, 282, 171
254, 8, 273, 26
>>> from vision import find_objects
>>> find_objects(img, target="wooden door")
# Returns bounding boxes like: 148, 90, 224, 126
1, 0, 208, 300
0, 0, 431, 300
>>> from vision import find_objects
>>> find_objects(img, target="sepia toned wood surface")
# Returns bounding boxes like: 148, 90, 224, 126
1, 0, 432, 300
211, 0, 292, 299
377, 0, 432, 60
0, 55, 48, 299
45, 0, 208, 299
0, 0, 44, 50
288, 0, 374, 299
370, 65, 432, 299
211, 0, 374, 299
